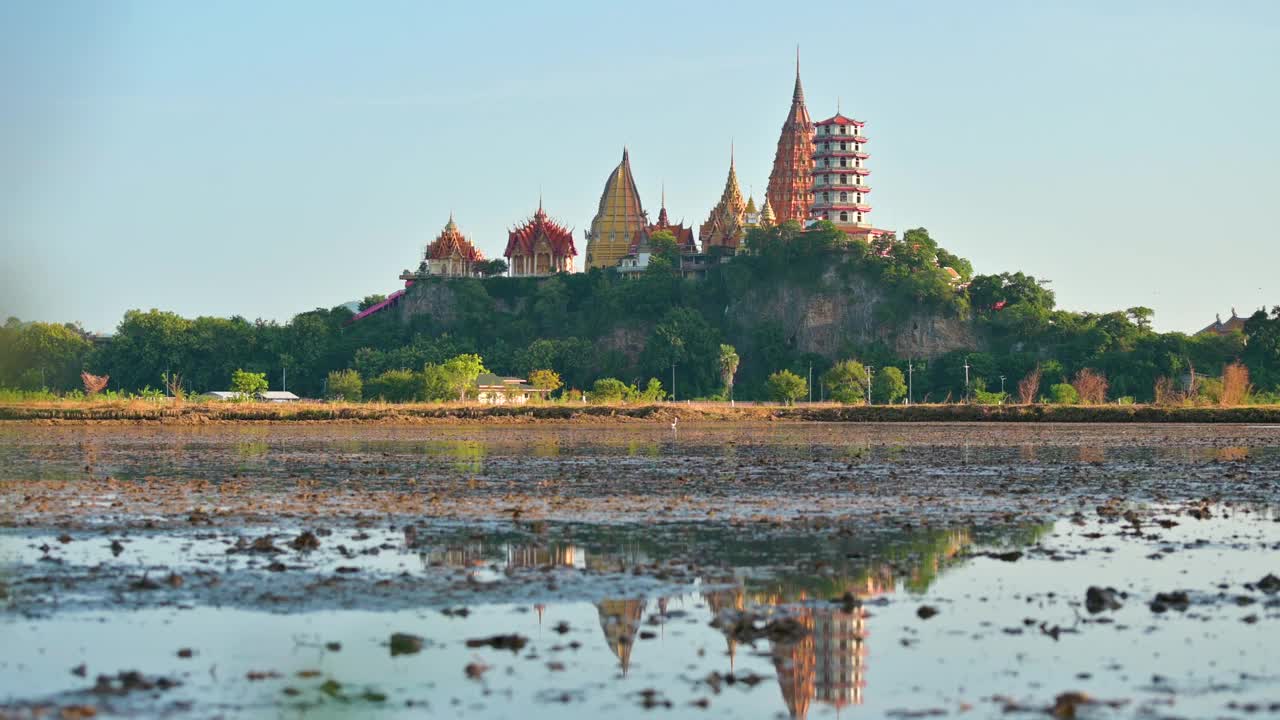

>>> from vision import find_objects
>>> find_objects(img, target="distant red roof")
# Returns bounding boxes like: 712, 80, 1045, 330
426, 219, 484, 262
631, 206, 697, 254
817, 113, 864, 127
505, 207, 577, 259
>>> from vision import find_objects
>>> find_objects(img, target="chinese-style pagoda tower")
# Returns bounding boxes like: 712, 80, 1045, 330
639, 186, 696, 253
699, 152, 749, 252
504, 200, 577, 276
766, 52, 815, 226
811, 110, 886, 241
585, 148, 647, 270
423, 214, 484, 277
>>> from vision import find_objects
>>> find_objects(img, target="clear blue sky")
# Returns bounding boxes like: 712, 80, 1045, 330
2, 1, 1276, 334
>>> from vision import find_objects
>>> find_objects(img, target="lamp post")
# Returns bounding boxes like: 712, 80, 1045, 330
808, 363, 813, 404
963, 357, 971, 401
865, 365, 873, 405
671, 363, 676, 403
1000, 375, 1006, 394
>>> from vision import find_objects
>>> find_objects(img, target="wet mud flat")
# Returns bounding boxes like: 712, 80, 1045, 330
2, 423, 1279, 719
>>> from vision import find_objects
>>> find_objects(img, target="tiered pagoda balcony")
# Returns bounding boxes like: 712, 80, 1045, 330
852, 167, 871, 176
852, 135, 868, 143
853, 184, 871, 193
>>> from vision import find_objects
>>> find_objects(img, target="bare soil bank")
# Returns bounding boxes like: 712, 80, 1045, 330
2, 400, 1279, 424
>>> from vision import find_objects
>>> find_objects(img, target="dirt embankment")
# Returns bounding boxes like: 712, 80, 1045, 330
1, 401, 1279, 425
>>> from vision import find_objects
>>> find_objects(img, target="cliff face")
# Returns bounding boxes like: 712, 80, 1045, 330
398, 267, 977, 366
726, 267, 977, 359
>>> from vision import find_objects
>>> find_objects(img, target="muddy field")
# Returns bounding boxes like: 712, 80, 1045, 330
2, 422, 1279, 719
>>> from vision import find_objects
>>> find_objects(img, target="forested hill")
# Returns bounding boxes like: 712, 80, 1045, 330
3, 221, 1278, 403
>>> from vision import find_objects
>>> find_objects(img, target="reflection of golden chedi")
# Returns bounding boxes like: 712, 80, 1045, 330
597, 598, 645, 674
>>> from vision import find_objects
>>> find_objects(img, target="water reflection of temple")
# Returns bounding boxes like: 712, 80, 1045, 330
597, 598, 645, 675
420, 542, 586, 570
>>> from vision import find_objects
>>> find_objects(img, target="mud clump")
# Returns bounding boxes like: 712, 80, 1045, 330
290, 531, 321, 551
389, 633, 424, 656
1150, 591, 1190, 613
1085, 586, 1123, 613
714, 612, 812, 643
465, 634, 529, 653
92, 670, 180, 695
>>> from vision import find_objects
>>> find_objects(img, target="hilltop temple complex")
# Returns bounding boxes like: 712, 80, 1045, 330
349, 51, 930, 325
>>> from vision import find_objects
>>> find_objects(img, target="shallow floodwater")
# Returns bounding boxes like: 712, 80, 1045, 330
2, 423, 1279, 718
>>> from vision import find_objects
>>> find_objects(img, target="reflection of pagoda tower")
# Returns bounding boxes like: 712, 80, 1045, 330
770, 610, 816, 720
703, 583, 746, 671
597, 598, 645, 675
813, 607, 868, 710
507, 544, 579, 569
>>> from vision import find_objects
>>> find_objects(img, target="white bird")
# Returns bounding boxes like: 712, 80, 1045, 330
670, 416, 679, 431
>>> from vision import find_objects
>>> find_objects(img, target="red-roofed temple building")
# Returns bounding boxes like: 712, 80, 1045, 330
505, 203, 577, 277
422, 214, 484, 277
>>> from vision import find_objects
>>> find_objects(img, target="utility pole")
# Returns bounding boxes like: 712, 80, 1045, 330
963, 357, 971, 400
908, 359, 914, 405
865, 365, 873, 405
671, 363, 676, 402
808, 363, 813, 403
1000, 375, 1006, 394
283, 366, 288, 393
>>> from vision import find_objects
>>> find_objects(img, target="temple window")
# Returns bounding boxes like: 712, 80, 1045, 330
839, 158, 847, 167
822, 192, 829, 202
840, 142, 847, 150
841, 174, 848, 184
840, 211, 849, 222
839, 192, 848, 202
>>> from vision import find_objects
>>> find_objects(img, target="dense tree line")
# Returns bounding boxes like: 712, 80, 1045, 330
2, 220, 1278, 403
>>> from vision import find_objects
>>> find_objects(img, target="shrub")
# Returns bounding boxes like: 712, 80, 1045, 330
1071, 369, 1108, 405
1220, 362, 1251, 407
588, 378, 630, 403
367, 369, 419, 402
326, 369, 363, 402
972, 388, 1007, 405
766, 370, 808, 405
1016, 367, 1041, 405
1048, 383, 1079, 405
81, 372, 109, 396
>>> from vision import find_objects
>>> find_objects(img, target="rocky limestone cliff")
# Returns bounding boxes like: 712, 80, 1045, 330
727, 266, 976, 359
398, 267, 977, 366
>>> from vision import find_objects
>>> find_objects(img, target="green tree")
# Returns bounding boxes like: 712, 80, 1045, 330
358, 295, 387, 311
823, 360, 870, 404
325, 369, 362, 401
0, 321, 94, 391
477, 259, 509, 278
872, 366, 907, 404
717, 344, 740, 401
422, 353, 487, 402
647, 230, 681, 265
766, 369, 808, 405
230, 369, 268, 398
528, 369, 563, 395
368, 369, 420, 402
1048, 383, 1080, 404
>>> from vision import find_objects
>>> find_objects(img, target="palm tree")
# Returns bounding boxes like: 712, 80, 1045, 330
718, 344, 740, 402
